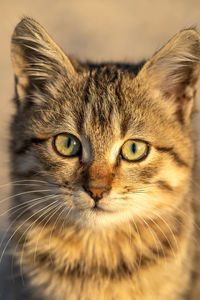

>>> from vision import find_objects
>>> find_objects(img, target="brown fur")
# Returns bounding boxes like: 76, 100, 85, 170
9, 18, 200, 299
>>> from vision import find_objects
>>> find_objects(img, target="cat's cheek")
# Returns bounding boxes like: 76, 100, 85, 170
13, 152, 42, 176
44, 159, 82, 186
158, 163, 192, 190
129, 184, 186, 220
115, 147, 159, 182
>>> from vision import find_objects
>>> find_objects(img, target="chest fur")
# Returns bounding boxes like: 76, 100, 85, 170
14, 210, 193, 300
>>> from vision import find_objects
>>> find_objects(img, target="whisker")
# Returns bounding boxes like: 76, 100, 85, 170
33, 200, 65, 263
17, 198, 60, 283
58, 206, 73, 234
0, 194, 57, 246
152, 197, 200, 232
150, 211, 179, 251
0, 189, 53, 205
135, 213, 167, 263
129, 218, 143, 271
48, 204, 69, 248
133, 189, 200, 232
145, 214, 176, 258
0, 193, 62, 217
0, 194, 58, 263
0, 179, 51, 189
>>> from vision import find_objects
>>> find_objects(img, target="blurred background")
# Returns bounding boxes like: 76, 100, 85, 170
0, 0, 200, 298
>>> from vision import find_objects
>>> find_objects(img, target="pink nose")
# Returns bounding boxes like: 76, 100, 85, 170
83, 185, 111, 202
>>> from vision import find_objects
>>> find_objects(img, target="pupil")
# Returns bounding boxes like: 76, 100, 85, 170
66, 138, 71, 148
131, 143, 137, 153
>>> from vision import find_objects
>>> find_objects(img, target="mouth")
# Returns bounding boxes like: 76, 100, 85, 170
92, 203, 105, 212
90, 202, 113, 214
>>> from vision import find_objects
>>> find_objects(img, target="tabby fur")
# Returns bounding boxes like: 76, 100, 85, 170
9, 18, 200, 299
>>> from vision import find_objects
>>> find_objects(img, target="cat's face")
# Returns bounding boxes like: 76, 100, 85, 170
10, 18, 200, 228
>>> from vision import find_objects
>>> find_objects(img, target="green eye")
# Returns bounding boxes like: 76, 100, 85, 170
121, 140, 149, 162
53, 133, 81, 157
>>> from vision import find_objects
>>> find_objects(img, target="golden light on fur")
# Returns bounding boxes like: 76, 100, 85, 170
8, 17, 200, 300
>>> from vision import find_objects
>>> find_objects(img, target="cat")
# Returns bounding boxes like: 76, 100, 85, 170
6, 17, 200, 299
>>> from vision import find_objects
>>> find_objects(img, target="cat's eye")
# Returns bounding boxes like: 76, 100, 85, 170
53, 133, 81, 157
121, 140, 149, 162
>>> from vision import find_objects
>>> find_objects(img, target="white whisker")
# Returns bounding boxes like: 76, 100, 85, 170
0, 189, 53, 205
0, 194, 58, 263
17, 198, 60, 283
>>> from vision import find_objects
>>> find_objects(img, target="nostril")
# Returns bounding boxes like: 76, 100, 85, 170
82, 185, 111, 202
93, 194, 103, 203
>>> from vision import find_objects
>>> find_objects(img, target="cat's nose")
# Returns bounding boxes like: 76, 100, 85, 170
83, 185, 111, 202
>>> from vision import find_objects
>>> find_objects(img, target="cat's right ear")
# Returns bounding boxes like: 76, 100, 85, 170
11, 17, 76, 103
137, 29, 200, 124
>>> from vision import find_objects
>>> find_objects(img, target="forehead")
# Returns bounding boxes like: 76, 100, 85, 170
77, 67, 182, 150
31, 64, 179, 147
78, 66, 157, 139
79, 66, 143, 136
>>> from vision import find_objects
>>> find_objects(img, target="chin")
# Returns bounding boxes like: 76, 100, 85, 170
70, 206, 136, 229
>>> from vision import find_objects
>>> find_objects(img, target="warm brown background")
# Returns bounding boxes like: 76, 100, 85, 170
0, 0, 200, 296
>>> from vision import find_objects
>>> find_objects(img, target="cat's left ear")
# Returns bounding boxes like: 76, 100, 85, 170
11, 17, 76, 102
137, 29, 200, 124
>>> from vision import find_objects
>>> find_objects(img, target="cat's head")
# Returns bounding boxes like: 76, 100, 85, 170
10, 18, 200, 228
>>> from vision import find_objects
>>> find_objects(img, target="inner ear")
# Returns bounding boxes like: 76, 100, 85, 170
137, 29, 200, 124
